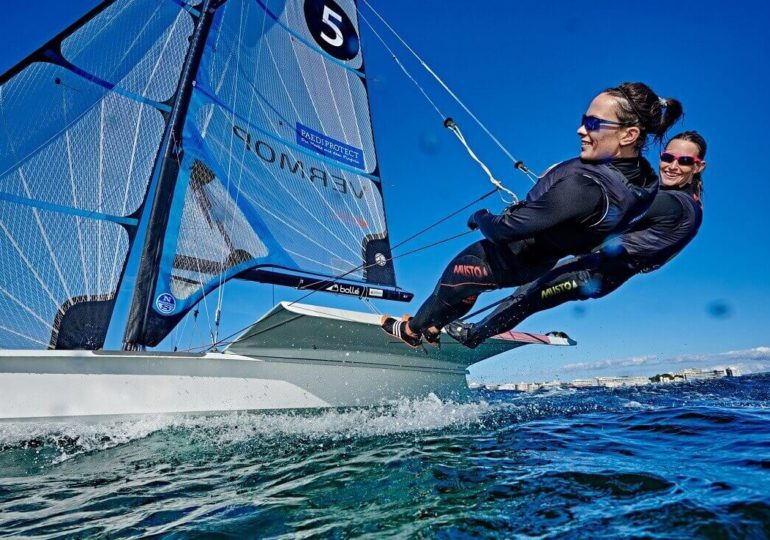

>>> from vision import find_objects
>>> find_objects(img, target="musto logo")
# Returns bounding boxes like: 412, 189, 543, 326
541, 280, 579, 299
453, 264, 489, 278
155, 293, 177, 314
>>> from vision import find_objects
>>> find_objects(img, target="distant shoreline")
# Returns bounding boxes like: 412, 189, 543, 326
474, 367, 742, 393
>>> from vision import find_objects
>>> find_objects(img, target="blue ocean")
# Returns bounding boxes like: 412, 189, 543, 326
1, 373, 769, 538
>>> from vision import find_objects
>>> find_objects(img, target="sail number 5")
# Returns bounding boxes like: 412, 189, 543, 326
321, 6, 344, 47
304, 0, 360, 60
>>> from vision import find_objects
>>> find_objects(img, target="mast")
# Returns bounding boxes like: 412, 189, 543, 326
118, 0, 411, 349
122, 0, 218, 350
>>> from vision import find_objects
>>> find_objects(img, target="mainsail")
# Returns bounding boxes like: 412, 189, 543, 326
0, 0, 409, 351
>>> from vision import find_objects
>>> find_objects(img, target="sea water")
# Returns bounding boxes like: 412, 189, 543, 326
1, 374, 769, 538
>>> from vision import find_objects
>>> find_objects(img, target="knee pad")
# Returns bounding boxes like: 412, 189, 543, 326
580, 272, 604, 299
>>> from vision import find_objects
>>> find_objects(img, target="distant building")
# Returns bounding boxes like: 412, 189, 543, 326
595, 376, 651, 388
649, 373, 683, 384
681, 368, 737, 381
569, 379, 598, 388
493, 380, 562, 393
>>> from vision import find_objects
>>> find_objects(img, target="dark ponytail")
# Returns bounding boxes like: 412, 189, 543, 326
668, 130, 707, 199
604, 82, 684, 150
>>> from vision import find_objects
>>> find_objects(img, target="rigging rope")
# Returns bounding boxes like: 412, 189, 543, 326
360, 0, 538, 186
285, 188, 496, 307
358, 10, 523, 203
187, 3, 553, 351
444, 118, 518, 204
185, 190, 494, 353
358, 4, 538, 204
358, 10, 445, 122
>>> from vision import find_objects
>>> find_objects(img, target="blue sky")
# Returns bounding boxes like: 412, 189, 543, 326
2, 1, 769, 383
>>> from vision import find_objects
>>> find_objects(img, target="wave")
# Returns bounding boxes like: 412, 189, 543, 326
2, 373, 769, 465
1, 375, 769, 538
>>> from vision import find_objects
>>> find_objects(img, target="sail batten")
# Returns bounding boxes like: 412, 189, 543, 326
120, 0, 407, 347
0, 192, 140, 225
0, 0, 196, 350
1, 0, 407, 351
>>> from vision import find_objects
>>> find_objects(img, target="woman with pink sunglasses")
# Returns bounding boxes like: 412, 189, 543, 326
446, 131, 707, 348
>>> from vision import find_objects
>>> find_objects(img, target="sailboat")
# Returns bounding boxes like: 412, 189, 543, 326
0, 0, 572, 421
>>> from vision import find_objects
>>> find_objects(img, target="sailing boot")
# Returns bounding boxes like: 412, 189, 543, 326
444, 320, 484, 349
380, 315, 422, 348
421, 325, 441, 348
402, 315, 440, 347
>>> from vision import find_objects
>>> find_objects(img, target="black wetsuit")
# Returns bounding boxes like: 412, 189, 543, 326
408, 156, 659, 334
462, 183, 703, 344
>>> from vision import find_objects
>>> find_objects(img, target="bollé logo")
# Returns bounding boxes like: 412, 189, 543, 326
326, 283, 362, 296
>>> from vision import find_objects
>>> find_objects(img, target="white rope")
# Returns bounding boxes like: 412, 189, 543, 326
358, 11, 445, 122
445, 120, 518, 204
361, 297, 382, 315
360, 8, 521, 202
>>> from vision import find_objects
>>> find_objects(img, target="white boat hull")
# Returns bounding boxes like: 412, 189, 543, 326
0, 350, 470, 421
0, 302, 574, 421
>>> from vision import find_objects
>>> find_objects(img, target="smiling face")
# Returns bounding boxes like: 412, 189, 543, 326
577, 93, 639, 161
659, 139, 706, 188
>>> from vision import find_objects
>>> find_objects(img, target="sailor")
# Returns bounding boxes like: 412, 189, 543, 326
446, 131, 707, 348
381, 82, 683, 347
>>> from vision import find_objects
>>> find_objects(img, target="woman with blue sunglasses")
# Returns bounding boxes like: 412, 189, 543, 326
445, 131, 707, 348
382, 82, 683, 347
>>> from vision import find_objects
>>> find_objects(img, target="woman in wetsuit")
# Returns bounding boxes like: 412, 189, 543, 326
381, 82, 683, 347
446, 131, 707, 348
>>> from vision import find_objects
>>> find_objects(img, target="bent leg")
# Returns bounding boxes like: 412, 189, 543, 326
409, 240, 506, 334
468, 252, 637, 342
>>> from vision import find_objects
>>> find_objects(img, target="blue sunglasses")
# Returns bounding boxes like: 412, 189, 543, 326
581, 114, 628, 131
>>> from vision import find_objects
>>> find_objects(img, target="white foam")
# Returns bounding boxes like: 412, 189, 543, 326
205, 394, 492, 443
623, 400, 645, 409
0, 396, 492, 461
0, 415, 182, 463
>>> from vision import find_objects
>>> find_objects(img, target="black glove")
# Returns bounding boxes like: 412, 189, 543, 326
467, 209, 490, 231
503, 200, 527, 215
